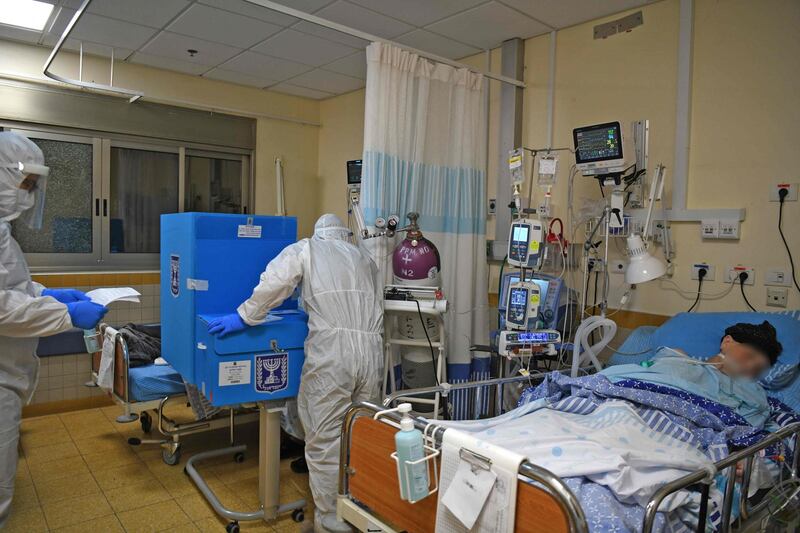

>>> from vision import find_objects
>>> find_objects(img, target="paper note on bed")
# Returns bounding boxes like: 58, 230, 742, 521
86, 287, 141, 306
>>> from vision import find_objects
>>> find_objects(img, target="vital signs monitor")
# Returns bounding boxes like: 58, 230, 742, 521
573, 121, 626, 176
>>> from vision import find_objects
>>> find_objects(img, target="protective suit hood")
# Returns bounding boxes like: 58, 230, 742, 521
313, 213, 351, 242
0, 132, 48, 229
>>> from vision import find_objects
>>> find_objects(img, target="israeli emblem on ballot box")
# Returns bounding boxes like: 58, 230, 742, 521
255, 352, 289, 393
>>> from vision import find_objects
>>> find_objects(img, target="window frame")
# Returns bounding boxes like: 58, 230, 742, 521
3, 122, 253, 272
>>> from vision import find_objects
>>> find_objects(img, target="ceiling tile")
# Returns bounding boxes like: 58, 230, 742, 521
140, 32, 243, 66
396, 30, 481, 60
86, 0, 191, 29
269, 83, 334, 100
46, 7, 76, 39
204, 68, 279, 88
265, 0, 336, 14
129, 52, 209, 75
168, 4, 282, 49
197, 0, 299, 26
253, 29, 355, 67
426, 2, 551, 49
218, 50, 312, 81
292, 20, 369, 49
498, 0, 650, 29
70, 13, 158, 50
348, 0, 487, 27
321, 51, 366, 79
314, 1, 414, 39
289, 68, 364, 93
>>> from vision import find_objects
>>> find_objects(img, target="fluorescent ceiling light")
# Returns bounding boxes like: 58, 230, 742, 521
0, 0, 54, 31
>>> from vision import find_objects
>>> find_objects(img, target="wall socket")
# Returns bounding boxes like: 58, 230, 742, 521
691, 263, 715, 281
769, 182, 798, 202
767, 287, 788, 308
726, 266, 755, 285
488, 198, 496, 216
610, 260, 627, 274
764, 268, 790, 286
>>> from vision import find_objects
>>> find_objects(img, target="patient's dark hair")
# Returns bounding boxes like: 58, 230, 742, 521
722, 321, 782, 366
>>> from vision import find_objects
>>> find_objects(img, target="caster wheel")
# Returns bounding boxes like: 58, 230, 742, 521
162, 446, 181, 466
292, 509, 305, 523
140, 412, 152, 433
233, 452, 245, 464
226, 521, 240, 533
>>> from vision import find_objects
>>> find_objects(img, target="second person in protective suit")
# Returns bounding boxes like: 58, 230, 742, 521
0, 132, 108, 527
208, 213, 383, 533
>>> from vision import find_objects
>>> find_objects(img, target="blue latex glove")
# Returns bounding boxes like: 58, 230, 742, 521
66, 301, 108, 329
207, 313, 249, 338
42, 288, 90, 304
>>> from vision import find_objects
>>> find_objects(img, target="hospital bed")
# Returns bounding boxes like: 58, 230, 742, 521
90, 323, 257, 465
339, 375, 800, 533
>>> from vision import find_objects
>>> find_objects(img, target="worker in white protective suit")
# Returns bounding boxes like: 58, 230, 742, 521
207, 214, 383, 533
0, 132, 107, 527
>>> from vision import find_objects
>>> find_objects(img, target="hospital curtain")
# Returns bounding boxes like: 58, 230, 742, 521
361, 42, 489, 410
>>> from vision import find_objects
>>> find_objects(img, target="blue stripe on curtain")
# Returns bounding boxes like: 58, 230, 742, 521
362, 150, 486, 235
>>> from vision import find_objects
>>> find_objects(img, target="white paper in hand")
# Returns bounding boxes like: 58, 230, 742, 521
440, 460, 497, 529
86, 287, 141, 306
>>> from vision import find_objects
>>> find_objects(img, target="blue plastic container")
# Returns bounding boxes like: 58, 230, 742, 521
160, 213, 302, 399
195, 312, 307, 406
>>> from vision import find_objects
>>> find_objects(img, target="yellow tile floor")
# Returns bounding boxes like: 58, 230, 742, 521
9, 405, 315, 532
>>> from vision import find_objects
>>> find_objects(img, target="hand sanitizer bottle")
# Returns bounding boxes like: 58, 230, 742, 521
395, 403, 429, 502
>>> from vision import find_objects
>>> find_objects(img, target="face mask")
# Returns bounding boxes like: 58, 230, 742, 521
0, 186, 35, 221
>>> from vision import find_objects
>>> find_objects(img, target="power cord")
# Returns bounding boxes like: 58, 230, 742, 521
778, 188, 800, 293
413, 299, 441, 387
687, 267, 707, 312
739, 271, 756, 312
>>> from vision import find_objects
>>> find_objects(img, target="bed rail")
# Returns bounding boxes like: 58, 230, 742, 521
642, 421, 800, 533
339, 400, 589, 533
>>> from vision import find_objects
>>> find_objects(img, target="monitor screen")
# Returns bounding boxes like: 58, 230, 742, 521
500, 274, 548, 312
518, 331, 549, 343
573, 122, 623, 164
509, 287, 527, 307
347, 159, 362, 185
511, 224, 529, 243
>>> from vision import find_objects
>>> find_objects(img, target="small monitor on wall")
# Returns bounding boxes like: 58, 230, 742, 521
347, 159, 362, 185
573, 121, 625, 175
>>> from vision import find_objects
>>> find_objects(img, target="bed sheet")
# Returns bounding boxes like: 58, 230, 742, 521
128, 363, 185, 402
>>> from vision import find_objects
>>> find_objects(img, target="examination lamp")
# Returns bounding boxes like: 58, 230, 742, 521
624, 234, 666, 284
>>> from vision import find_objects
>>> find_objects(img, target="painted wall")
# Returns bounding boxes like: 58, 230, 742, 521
0, 40, 321, 237
316, 0, 800, 316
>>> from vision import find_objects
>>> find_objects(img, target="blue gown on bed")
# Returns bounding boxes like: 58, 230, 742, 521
600, 347, 771, 428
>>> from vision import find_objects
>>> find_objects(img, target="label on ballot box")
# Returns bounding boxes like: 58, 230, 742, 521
219, 360, 251, 386
255, 352, 289, 393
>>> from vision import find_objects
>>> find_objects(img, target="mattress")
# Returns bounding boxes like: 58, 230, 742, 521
128, 363, 185, 402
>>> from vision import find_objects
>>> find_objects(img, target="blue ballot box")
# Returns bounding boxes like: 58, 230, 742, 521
160, 213, 307, 405
195, 312, 307, 406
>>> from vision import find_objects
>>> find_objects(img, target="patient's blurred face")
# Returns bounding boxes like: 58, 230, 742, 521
720, 335, 770, 379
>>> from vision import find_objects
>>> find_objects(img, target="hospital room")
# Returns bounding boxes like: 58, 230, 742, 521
1, 0, 799, 531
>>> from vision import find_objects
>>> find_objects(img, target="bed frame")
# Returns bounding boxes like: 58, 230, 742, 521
90, 324, 258, 465
338, 377, 800, 533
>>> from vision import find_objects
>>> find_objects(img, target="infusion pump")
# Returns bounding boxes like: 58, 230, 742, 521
498, 329, 561, 357
504, 281, 540, 331
507, 219, 544, 268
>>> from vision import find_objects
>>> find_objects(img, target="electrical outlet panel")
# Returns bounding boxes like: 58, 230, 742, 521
700, 219, 719, 239
718, 220, 740, 240
611, 260, 627, 274
537, 203, 552, 217
766, 287, 788, 308
765, 268, 790, 286
726, 266, 755, 285
769, 182, 798, 202
588, 258, 604, 272
691, 263, 715, 281
488, 198, 496, 216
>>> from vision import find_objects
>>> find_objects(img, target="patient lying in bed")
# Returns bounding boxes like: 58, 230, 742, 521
444, 321, 795, 532
601, 320, 784, 428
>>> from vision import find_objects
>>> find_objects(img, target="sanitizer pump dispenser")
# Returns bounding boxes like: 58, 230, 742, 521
395, 403, 429, 501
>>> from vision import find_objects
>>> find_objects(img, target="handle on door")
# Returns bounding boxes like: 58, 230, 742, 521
95, 199, 100, 216
103, 199, 107, 217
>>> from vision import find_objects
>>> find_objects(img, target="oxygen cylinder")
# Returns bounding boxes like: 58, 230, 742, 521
392, 213, 441, 287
